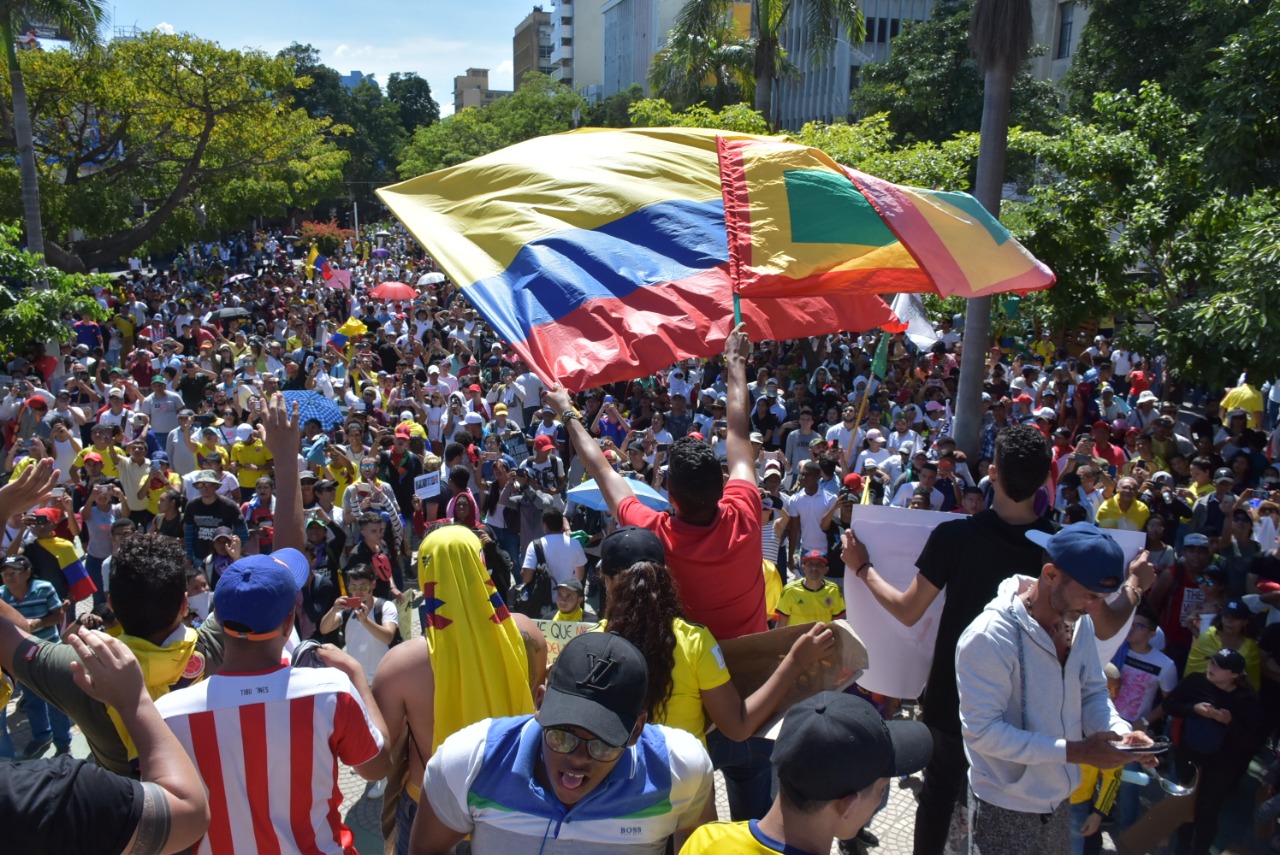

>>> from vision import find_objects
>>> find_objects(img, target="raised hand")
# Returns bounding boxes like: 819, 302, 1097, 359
0, 458, 58, 519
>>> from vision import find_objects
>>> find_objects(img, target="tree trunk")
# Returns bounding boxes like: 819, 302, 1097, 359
3, 21, 46, 263
753, 37, 775, 128
952, 64, 1013, 461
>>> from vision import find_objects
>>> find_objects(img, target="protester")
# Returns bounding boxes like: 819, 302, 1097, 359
408, 632, 713, 854
956, 523, 1155, 852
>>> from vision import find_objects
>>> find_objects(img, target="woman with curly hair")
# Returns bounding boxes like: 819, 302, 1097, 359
596, 525, 833, 746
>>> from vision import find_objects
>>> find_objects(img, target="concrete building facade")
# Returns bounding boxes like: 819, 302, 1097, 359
453, 68, 512, 113
514, 6, 556, 85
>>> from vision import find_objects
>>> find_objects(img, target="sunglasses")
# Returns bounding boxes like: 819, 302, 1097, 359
542, 726, 624, 763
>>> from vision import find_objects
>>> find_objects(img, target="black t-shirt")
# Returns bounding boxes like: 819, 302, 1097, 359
1, 755, 143, 854
182, 495, 243, 559
176, 373, 212, 409
917, 508, 1054, 734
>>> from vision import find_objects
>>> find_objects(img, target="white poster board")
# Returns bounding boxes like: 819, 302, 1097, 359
414, 471, 440, 499
843, 506, 1148, 698
843, 505, 953, 698
532, 619, 594, 663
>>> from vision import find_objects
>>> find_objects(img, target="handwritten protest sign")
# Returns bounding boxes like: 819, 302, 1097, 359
843, 505, 1147, 698
532, 619, 595, 663
414, 471, 440, 499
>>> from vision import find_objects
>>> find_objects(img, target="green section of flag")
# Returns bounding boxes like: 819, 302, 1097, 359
870, 332, 889, 381
784, 170, 897, 246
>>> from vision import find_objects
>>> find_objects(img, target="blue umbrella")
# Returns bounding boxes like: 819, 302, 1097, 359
281, 390, 344, 430
567, 477, 669, 513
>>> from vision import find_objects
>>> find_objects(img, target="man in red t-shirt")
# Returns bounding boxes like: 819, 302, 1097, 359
546, 323, 770, 821
546, 325, 765, 641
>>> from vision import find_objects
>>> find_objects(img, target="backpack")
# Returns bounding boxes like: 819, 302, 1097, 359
508, 539, 554, 619
341, 597, 403, 647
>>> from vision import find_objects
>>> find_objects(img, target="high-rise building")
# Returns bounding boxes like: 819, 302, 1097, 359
453, 68, 512, 113
1027, 0, 1089, 82
514, 6, 556, 85
552, 0, 606, 98
773, 0, 933, 130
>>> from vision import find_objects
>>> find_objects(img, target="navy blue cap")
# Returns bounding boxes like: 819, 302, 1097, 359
214, 549, 311, 639
1026, 523, 1125, 594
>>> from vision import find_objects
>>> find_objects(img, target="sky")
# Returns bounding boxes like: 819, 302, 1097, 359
102, 1, 548, 116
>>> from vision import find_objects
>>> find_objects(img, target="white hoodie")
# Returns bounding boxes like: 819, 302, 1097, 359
956, 575, 1130, 814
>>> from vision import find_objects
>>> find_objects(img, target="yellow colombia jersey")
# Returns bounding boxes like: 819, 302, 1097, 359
776, 578, 846, 624
680, 819, 823, 855
230, 440, 274, 489
596, 617, 729, 746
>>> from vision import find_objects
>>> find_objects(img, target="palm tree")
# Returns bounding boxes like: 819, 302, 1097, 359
950, 0, 1031, 459
650, 29, 756, 111
673, 0, 863, 126
0, 1, 106, 259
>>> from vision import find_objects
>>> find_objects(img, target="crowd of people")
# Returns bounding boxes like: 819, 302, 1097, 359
0, 226, 1277, 855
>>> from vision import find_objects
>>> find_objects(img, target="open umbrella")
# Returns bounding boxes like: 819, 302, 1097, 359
374, 229, 392, 238
417, 272, 446, 286
281, 390, 344, 430
223, 273, 251, 285
209, 307, 252, 321
369, 282, 416, 301
281, 234, 300, 241
568, 478, 669, 513
371, 247, 391, 259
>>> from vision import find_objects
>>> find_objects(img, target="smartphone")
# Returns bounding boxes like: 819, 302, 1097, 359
656, 442, 671, 452
604, 394, 613, 404
1107, 465, 1118, 479
342, 596, 364, 609
50, 487, 65, 498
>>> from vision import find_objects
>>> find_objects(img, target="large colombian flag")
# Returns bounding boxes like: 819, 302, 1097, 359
378, 128, 1052, 391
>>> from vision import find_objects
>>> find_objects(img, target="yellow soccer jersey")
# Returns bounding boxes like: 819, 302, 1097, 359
681, 820, 824, 855
775, 579, 846, 625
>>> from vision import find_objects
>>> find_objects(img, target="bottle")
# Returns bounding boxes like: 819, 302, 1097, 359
1119, 769, 1150, 786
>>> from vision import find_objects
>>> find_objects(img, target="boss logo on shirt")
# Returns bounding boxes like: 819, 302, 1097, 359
619, 826, 643, 835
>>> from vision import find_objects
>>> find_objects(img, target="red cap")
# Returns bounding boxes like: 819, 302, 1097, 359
25, 396, 47, 409
1015, 394, 1032, 405
1092, 420, 1110, 431
533, 435, 555, 452
687, 431, 704, 441
395, 425, 412, 439
843, 472, 864, 492
33, 507, 62, 523
83, 452, 103, 463
467, 383, 482, 393
802, 549, 827, 564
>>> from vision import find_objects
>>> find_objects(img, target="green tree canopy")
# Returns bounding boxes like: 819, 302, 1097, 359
386, 71, 440, 133
849, 0, 1059, 143
0, 32, 347, 272
398, 74, 586, 177
0, 220, 107, 349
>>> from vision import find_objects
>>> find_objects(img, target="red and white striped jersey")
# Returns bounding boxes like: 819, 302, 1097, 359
155, 664, 383, 855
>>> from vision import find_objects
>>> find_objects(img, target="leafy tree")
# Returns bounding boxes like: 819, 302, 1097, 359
627, 98, 772, 134
673, 0, 863, 124
585, 85, 645, 128
386, 71, 440, 133
1064, 0, 1262, 116
649, 24, 755, 111
397, 74, 585, 177
1198, 3, 1280, 193
343, 78, 406, 204
0, 32, 347, 273
0, 221, 108, 348
0, 0, 105, 259
849, 0, 1058, 143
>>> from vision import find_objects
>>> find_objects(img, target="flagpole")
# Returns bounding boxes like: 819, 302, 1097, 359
850, 330, 890, 472
733, 292, 742, 326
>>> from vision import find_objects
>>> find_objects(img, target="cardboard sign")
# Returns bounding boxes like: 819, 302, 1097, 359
532, 619, 594, 663
414, 471, 440, 499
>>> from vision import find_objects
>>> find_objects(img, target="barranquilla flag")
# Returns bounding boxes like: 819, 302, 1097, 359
378, 128, 1052, 390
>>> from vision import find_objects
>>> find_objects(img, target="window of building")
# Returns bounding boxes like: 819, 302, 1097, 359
1056, 2, 1076, 59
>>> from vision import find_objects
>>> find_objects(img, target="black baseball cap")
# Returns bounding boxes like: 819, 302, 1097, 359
599, 526, 665, 576
774, 692, 933, 800
1210, 648, 1246, 674
539, 633, 648, 746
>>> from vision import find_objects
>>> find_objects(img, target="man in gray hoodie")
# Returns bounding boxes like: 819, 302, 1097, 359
956, 523, 1155, 853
